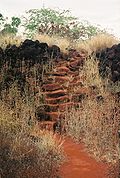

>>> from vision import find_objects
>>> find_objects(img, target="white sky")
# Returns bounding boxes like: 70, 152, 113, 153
1, 0, 120, 38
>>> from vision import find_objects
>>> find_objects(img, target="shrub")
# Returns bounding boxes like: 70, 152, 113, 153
23, 8, 102, 39
0, 14, 21, 35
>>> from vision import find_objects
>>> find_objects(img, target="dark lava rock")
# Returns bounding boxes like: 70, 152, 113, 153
0, 39, 65, 95
0, 47, 4, 66
19, 40, 49, 65
0, 39, 64, 70
49, 45, 61, 59
96, 43, 120, 82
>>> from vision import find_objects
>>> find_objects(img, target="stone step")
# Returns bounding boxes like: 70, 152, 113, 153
55, 61, 69, 68
67, 70, 79, 76
69, 59, 82, 68
71, 75, 82, 83
68, 58, 84, 71
68, 66, 79, 71
69, 58, 77, 62
69, 80, 83, 88
46, 95, 70, 104
44, 104, 59, 112
46, 112, 62, 121
71, 88, 91, 102
42, 77, 55, 84
54, 76, 70, 84
58, 102, 79, 111
79, 52, 86, 59
59, 102, 81, 112
44, 75, 70, 84
36, 111, 52, 121
43, 89, 67, 98
36, 110, 63, 122
44, 102, 76, 112
36, 104, 55, 113
42, 83, 63, 91
46, 71, 67, 76
55, 66, 70, 73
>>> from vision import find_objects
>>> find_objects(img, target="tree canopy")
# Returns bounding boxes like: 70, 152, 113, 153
0, 8, 104, 40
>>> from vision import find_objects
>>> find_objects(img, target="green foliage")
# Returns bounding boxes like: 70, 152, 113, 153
0, 14, 21, 35
23, 8, 102, 40
0, 8, 104, 39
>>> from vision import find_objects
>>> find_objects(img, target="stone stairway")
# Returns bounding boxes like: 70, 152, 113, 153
37, 50, 91, 131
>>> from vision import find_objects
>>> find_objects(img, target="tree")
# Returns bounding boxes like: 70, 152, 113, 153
22, 8, 103, 40
0, 9, 104, 40
0, 14, 21, 35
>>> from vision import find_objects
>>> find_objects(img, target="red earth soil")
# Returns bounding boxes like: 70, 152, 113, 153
59, 137, 110, 178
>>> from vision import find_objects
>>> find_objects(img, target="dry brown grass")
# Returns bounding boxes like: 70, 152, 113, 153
0, 32, 119, 177
0, 34, 22, 49
76, 33, 119, 55
0, 82, 64, 178
65, 53, 120, 165
80, 54, 120, 98
80, 56, 105, 95
34, 34, 71, 53
65, 95, 119, 164
34, 33, 119, 58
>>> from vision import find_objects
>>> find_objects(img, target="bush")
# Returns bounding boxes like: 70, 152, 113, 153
0, 14, 21, 35
23, 8, 103, 39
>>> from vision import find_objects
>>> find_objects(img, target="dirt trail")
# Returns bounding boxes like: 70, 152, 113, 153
36, 49, 110, 178
59, 137, 109, 178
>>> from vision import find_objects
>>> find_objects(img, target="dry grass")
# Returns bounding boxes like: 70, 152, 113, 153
0, 82, 64, 178
65, 53, 120, 165
0, 32, 119, 177
0, 60, 65, 177
0, 34, 22, 49
34, 33, 119, 57
65, 95, 120, 164
76, 33, 119, 55
34, 34, 71, 53
80, 56, 105, 95
81, 55, 120, 96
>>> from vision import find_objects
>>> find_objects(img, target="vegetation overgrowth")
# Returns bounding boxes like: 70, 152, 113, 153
0, 7, 120, 178
0, 81, 64, 178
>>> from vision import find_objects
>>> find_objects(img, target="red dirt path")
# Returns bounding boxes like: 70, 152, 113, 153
59, 137, 109, 178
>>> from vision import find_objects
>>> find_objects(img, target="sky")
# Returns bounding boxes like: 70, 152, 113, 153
1, 0, 120, 38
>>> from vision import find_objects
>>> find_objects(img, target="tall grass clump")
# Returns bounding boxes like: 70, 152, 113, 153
76, 33, 119, 55
0, 34, 22, 49
65, 54, 120, 165
80, 56, 105, 94
0, 82, 64, 178
65, 94, 119, 163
